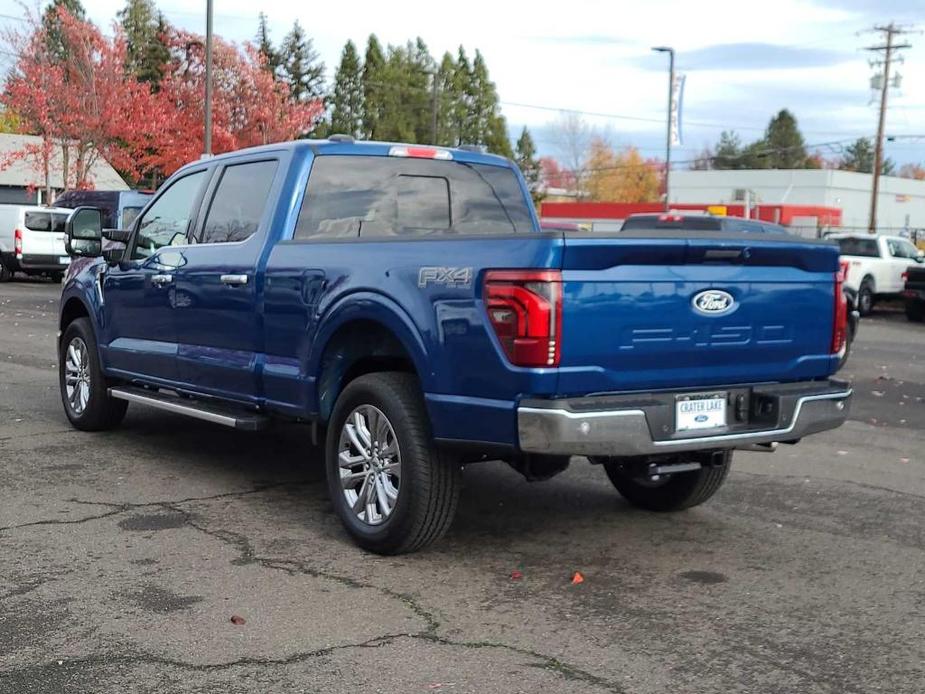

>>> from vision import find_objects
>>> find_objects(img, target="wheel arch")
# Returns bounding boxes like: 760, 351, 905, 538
312, 296, 431, 422
59, 296, 91, 336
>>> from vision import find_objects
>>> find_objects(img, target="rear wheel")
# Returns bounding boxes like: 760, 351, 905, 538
59, 318, 128, 431
0, 257, 11, 282
858, 279, 875, 317
597, 451, 731, 512
325, 372, 461, 554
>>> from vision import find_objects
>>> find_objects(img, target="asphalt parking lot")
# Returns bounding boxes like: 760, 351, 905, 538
0, 278, 922, 694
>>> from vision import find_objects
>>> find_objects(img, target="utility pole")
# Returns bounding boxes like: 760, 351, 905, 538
431, 73, 439, 145
864, 23, 913, 233
652, 46, 675, 211
203, 0, 214, 157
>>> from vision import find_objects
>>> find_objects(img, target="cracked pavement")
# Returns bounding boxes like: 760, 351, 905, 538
0, 279, 923, 693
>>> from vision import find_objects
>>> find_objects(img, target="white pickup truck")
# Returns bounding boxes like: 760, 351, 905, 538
828, 234, 924, 315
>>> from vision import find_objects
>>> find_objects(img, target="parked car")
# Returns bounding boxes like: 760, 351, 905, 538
621, 213, 790, 234
827, 233, 923, 316
902, 264, 925, 322
0, 205, 72, 282
58, 139, 852, 554
54, 189, 153, 231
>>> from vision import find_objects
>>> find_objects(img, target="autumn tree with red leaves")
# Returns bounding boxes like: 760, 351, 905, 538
2, 7, 166, 196
151, 31, 323, 175
2, 8, 323, 191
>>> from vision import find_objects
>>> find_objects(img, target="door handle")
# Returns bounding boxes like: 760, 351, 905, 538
220, 274, 249, 287
151, 274, 173, 287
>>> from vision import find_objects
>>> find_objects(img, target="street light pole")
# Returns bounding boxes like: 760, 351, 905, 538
203, 0, 213, 157
652, 46, 675, 212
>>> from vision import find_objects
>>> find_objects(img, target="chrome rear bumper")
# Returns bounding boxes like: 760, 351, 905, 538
518, 381, 852, 457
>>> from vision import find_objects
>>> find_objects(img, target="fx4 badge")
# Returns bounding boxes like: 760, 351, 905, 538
418, 266, 473, 289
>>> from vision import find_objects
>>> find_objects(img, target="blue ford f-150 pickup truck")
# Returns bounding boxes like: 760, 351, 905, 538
58, 138, 852, 554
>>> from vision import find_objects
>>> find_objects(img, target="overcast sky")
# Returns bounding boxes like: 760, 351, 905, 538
2, 0, 923, 166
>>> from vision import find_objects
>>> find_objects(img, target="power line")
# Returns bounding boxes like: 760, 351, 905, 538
547, 137, 859, 176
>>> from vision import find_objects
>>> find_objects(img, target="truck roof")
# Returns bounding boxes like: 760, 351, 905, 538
177, 139, 513, 175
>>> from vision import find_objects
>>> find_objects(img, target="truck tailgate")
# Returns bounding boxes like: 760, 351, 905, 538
557, 233, 840, 395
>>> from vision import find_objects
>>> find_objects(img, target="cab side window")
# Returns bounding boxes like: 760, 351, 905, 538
132, 171, 206, 260
893, 239, 919, 259
199, 160, 278, 244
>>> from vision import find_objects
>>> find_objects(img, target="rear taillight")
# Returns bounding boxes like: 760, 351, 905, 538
13, 228, 22, 258
484, 270, 562, 367
832, 268, 848, 354
901, 270, 909, 283
839, 258, 850, 282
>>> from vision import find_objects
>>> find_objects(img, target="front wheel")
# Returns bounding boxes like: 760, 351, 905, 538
59, 318, 128, 431
598, 451, 731, 512
325, 372, 461, 555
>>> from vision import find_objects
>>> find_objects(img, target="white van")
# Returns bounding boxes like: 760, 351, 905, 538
0, 205, 73, 282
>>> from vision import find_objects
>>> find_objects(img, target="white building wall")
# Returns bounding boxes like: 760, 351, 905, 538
668, 169, 925, 231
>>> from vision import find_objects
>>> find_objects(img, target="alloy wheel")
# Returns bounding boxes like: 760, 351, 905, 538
337, 405, 402, 526
64, 337, 91, 415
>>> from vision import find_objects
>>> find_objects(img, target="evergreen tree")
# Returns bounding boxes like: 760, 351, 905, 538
255, 12, 279, 75
451, 47, 475, 146
118, 0, 168, 87
376, 45, 417, 142
712, 131, 747, 169
839, 137, 895, 175
762, 109, 807, 168
434, 52, 457, 147
329, 40, 364, 137
361, 34, 386, 138
515, 127, 542, 203
43, 0, 86, 62
281, 21, 325, 101
408, 38, 435, 143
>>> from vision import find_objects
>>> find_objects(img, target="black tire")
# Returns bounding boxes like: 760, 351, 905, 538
50, 272, 65, 283
325, 372, 461, 555
858, 279, 875, 317
0, 257, 11, 282
59, 318, 128, 431
906, 301, 925, 322
601, 451, 731, 512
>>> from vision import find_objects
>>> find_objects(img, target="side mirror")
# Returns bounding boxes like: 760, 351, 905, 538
65, 207, 103, 258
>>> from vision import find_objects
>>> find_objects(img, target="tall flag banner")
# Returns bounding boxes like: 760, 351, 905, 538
670, 74, 685, 147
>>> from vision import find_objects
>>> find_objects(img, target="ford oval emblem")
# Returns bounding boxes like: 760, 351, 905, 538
692, 289, 735, 315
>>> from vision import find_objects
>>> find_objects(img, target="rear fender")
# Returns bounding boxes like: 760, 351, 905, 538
309, 291, 431, 414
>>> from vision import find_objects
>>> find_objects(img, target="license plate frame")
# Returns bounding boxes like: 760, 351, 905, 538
675, 392, 728, 432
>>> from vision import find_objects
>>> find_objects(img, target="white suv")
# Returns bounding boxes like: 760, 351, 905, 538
829, 233, 923, 315
0, 205, 73, 282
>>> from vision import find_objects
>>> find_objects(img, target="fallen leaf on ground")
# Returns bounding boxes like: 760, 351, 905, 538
510, 570, 523, 581
230, 615, 246, 625
571, 571, 584, 585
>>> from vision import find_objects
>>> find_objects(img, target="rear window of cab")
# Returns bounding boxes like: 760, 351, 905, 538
294, 155, 534, 239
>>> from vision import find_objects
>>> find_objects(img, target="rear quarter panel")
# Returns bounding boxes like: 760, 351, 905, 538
263, 234, 565, 443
